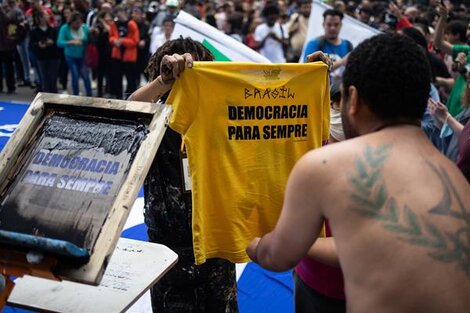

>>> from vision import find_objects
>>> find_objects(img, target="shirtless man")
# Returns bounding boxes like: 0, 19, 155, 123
246, 33, 470, 313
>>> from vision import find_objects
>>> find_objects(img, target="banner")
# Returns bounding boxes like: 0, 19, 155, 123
172, 11, 271, 63
300, 0, 381, 61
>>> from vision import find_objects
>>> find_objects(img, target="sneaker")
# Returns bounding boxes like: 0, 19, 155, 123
18, 80, 31, 87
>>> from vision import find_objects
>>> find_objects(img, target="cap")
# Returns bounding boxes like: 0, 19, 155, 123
101, 2, 112, 10
147, 1, 159, 12
166, 0, 178, 8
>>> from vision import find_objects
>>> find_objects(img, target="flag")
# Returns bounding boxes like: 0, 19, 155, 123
300, 0, 381, 61
172, 11, 271, 63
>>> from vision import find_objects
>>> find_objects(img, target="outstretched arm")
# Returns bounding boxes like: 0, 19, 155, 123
305, 51, 333, 71
434, 4, 453, 55
246, 152, 325, 271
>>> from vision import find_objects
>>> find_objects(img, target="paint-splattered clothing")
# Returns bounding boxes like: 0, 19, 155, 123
144, 128, 238, 313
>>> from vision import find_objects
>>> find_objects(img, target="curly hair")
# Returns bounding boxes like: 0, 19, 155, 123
342, 33, 431, 121
145, 37, 214, 81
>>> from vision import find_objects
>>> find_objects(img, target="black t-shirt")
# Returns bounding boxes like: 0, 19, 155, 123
30, 26, 60, 60
116, 20, 129, 38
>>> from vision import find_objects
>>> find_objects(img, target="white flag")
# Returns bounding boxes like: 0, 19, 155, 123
172, 11, 271, 63
301, 0, 381, 61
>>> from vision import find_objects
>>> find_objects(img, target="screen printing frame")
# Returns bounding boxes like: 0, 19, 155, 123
0, 93, 172, 285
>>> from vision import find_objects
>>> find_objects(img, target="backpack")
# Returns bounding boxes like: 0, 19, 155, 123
316, 35, 353, 54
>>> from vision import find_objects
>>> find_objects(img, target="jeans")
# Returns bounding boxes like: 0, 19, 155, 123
16, 36, 30, 82
96, 50, 110, 97
28, 44, 41, 87
38, 59, 59, 93
65, 55, 92, 96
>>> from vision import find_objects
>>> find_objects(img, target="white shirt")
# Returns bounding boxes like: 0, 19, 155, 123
150, 27, 167, 55
254, 22, 287, 63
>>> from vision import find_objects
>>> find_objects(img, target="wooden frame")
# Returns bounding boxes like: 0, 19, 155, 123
0, 93, 172, 285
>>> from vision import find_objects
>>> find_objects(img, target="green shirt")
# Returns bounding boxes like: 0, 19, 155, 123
446, 44, 470, 116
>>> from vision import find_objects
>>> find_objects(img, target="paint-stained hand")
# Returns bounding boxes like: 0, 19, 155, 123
306, 51, 333, 72
246, 237, 261, 263
160, 53, 194, 84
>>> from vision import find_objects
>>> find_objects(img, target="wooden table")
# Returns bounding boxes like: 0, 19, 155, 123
7, 238, 178, 313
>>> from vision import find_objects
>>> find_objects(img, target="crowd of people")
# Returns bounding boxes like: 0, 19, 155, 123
0, 0, 469, 99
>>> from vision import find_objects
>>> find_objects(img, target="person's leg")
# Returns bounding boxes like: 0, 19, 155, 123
37, 59, 47, 92
96, 57, 104, 97
17, 36, 31, 84
147, 226, 238, 313
124, 62, 137, 99
48, 60, 60, 93
293, 271, 346, 313
109, 59, 123, 99
78, 59, 92, 96
0, 52, 5, 92
104, 57, 111, 95
4, 50, 16, 92
203, 258, 238, 312
148, 245, 206, 313
65, 56, 79, 95
39, 59, 59, 93
58, 50, 68, 90
14, 49, 24, 83
28, 46, 41, 89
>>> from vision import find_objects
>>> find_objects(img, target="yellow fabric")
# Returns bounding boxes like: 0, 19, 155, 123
167, 62, 330, 264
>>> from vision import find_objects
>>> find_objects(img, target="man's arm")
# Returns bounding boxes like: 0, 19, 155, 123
253, 26, 268, 50
434, 4, 453, 55
246, 152, 326, 271
288, 14, 300, 37
435, 76, 455, 89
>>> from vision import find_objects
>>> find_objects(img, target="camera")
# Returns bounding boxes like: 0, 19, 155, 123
385, 12, 398, 29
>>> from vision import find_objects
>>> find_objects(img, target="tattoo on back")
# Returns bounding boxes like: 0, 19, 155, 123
348, 144, 470, 277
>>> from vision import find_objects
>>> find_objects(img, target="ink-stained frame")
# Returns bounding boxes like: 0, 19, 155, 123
0, 93, 172, 285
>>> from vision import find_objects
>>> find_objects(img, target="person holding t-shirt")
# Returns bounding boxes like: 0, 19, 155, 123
254, 4, 288, 63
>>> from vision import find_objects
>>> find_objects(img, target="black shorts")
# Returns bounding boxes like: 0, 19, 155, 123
293, 270, 346, 313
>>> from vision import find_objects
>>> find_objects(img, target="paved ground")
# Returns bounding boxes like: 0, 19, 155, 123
0, 76, 140, 104
0, 85, 38, 104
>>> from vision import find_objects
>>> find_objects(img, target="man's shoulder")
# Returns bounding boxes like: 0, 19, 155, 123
302, 135, 388, 171
298, 139, 364, 175
306, 37, 320, 45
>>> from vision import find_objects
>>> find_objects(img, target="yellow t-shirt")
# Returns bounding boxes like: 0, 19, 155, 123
167, 62, 330, 264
